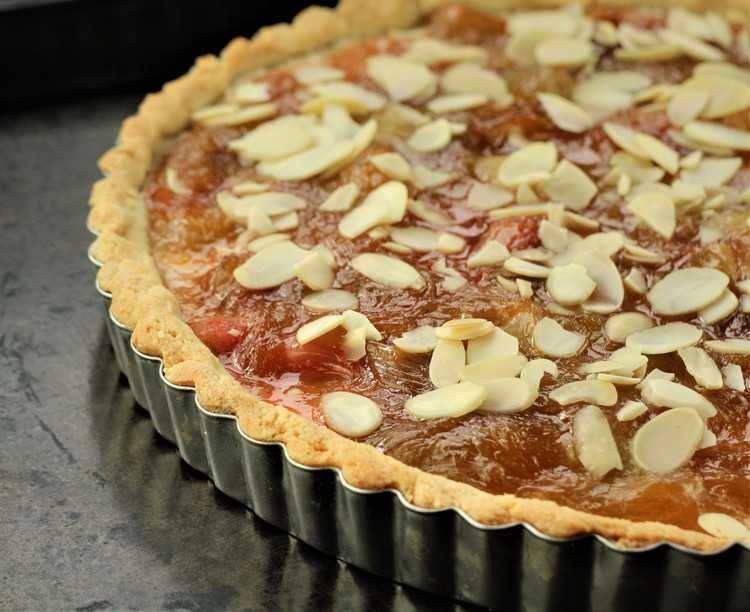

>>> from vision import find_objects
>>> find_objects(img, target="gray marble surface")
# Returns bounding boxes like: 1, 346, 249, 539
0, 95, 472, 611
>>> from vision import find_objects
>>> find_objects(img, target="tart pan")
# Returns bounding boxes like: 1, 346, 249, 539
87, 241, 749, 611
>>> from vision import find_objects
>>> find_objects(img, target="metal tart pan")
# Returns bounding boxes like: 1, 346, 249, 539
88, 244, 749, 611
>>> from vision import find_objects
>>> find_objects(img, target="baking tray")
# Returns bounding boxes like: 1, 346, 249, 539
87, 238, 750, 611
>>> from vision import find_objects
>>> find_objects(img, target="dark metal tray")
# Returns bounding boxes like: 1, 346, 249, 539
87, 241, 750, 612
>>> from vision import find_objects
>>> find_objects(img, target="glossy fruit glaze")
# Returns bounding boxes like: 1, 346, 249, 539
145, 4, 750, 531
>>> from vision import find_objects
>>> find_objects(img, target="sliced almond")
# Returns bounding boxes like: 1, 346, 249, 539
370, 153, 412, 181
233, 241, 308, 289
429, 338, 466, 388
626, 322, 702, 355
407, 199, 452, 226
497, 143, 557, 187
659, 29, 725, 61
257, 138, 355, 181
460, 354, 528, 384
319, 182, 360, 212
412, 166, 456, 189
193, 103, 276, 126
679, 156, 742, 188
546, 263, 596, 306
647, 267, 729, 315
308, 82, 386, 113
481, 378, 538, 414
350, 253, 424, 290
573, 250, 624, 314
699, 289, 739, 324
604, 312, 653, 343
520, 358, 559, 391
246, 233, 290, 253
538, 220, 570, 252
437, 233, 465, 254
294, 65, 345, 85
338, 181, 408, 239
433, 257, 467, 291
321, 392, 382, 438
539, 160, 597, 211
427, 93, 489, 114
598, 373, 643, 386
634, 133, 679, 174
532, 317, 585, 358
231, 81, 271, 103
296, 314, 344, 345
405, 382, 487, 419
624, 268, 648, 294
366, 54, 436, 102
704, 339, 750, 355
683, 121, 750, 151
403, 38, 487, 65
632, 408, 705, 474
323, 119, 378, 177
390, 226, 439, 252
516, 278, 534, 298
342, 326, 368, 361
573, 405, 623, 478
549, 380, 618, 406
408, 119, 452, 152
393, 326, 438, 354
535, 37, 593, 67
229, 115, 314, 161
503, 257, 550, 278
464, 327, 518, 364
667, 89, 709, 126
467, 182, 514, 211
467, 240, 510, 267
436, 318, 494, 341
301, 289, 358, 313
293, 251, 334, 291
234, 180, 269, 196
441, 63, 511, 103
341, 310, 381, 341
537, 93, 593, 133
165, 167, 190, 195
722, 364, 746, 391
617, 400, 648, 422
678, 347, 723, 390
698, 513, 750, 540
640, 378, 716, 418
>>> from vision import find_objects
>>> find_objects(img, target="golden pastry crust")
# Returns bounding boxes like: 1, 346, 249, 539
89, 0, 749, 552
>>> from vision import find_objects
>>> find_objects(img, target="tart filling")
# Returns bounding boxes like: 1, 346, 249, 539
143, 4, 749, 541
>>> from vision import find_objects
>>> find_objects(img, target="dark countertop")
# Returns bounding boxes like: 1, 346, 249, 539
0, 95, 473, 611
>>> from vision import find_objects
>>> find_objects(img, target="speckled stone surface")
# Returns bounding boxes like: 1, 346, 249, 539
0, 95, 473, 611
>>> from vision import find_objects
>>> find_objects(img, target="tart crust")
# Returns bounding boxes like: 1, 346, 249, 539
89, 0, 749, 552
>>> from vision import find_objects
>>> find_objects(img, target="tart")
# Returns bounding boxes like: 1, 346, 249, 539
90, 0, 750, 552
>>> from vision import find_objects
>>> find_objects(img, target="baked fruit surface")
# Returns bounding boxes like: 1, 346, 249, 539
91, 0, 750, 551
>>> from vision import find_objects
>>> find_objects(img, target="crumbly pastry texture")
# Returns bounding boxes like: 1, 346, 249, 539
89, 0, 750, 551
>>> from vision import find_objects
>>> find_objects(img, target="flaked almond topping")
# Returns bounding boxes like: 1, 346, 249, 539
192, 102, 277, 126
520, 358, 558, 391
497, 142, 557, 187
535, 37, 593, 67
293, 251, 335, 291
698, 513, 750, 540
637, 369, 676, 390
427, 93, 489, 114
393, 325, 438, 354
572, 250, 624, 315
296, 314, 344, 345
366, 54, 436, 102
467, 182, 514, 211
626, 192, 677, 239
516, 278, 534, 298
616, 400, 648, 422
678, 347, 723, 390
623, 268, 647, 295
603, 312, 653, 344
231, 81, 271, 104
407, 199, 452, 226
258, 138, 355, 181
301, 289, 358, 313
659, 29, 725, 61
537, 93, 593, 133
429, 338, 466, 388
490, 203, 550, 220
165, 167, 190, 195
412, 166, 456, 189
640, 378, 716, 418
598, 373, 642, 386
433, 257, 467, 292
503, 257, 550, 279
622, 242, 665, 266
682, 76, 750, 119
481, 378, 538, 414
294, 65, 345, 85
408, 119, 452, 152
603, 122, 650, 158
634, 133, 679, 174
389, 226, 439, 252
369, 152, 412, 182
233, 241, 308, 289
321, 391, 383, 438
615, 44, 683, 63
532, 317, 585, 358
539, 160, 597, 211
405, 382, 487, 419
271, 211, 299, 232
308, 81, 386, 113
467, 240, 510, 268
218, 191, 306, 221
350, 253, 425, 290
699, 289, 739, 324
626, 322, 702, 355
549, 380, 618, 406
436, 233, 465, 255
342, 326, 367, 361
229, 115, 313, 161
319, 182, 360, 212
647, 267, 729, 315
245, 233, 290, 253
722, 364, 746, 391
382, 241, 411, 255
683, 121, 750, 151
632, 408, 705, 474
403, 38, 487, 65
538, 220, 570, 253
341, 310, 381, 341
233, 180, 269, 196
704, 339, 750, 355
546, 263, 596, 306
573, 405, 623, 478
436, 318, 494, 341
465, 327, 519, 364
441, 63, 511, 104
338, 181, 408, 239
460, 354, 528, 384
667, 89, 709, 126
679, 156, 742, 188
